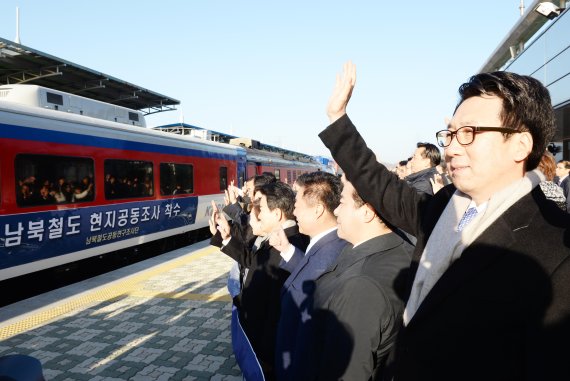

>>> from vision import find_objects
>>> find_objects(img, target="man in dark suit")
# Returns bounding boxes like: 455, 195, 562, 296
211, 181, 309, 380
290, 176, 412, 380
268, 171, 347, 381
405, 142, 441, 195
319, 62, 570, 380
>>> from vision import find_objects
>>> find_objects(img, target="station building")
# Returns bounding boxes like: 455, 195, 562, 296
480, 0, 570, 160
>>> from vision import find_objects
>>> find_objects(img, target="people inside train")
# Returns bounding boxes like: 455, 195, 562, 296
209, 181, 309, 381
267, 171, 347, 381
72, 182, 94, 202
105, 175, 117, 198
38, 185, 55, 205
17, 183, 34, 206
172, 184, 187, 195
142, 178, 153, 196
288, 175, 412, 381
320, 61, 570, 380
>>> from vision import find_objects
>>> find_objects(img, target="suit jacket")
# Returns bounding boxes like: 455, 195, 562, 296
292, 233, 412, 381
275, 230, 347, 381
560, 176, 570, 212
221, 225, 310, 374
320, 115, 570, 381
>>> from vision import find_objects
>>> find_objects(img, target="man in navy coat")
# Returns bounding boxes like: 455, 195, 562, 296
269, 171, 347, 381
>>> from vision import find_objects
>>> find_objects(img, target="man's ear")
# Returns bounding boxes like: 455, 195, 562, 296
273, 207, 284, 221
361, 203, 377, 223
513, 131, 533, 163
314, 203, 325, 219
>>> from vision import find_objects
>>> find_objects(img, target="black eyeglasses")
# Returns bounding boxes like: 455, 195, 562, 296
435, 126, 520, 148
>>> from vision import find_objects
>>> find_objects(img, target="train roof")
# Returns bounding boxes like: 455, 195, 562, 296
155, 122, 319, 163
0, 37, 179, 115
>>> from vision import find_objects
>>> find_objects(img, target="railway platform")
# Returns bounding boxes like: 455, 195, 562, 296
0, 240, 241, 380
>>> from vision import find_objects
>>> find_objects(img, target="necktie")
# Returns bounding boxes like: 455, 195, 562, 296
457, 207, 478, 232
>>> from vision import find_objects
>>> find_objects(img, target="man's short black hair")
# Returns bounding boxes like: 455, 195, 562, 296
253, 173, 277, 193
257, 181, 296, 220
295, 171, 342, 214
417, 142, 441, 167
456, 71, 555, 171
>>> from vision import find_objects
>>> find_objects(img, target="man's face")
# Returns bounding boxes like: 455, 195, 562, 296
556, 163, 569, 178
411, 147, 431, 173
293, 186, 317, 237
333, 177, 359, 244
258, 195, 280, 235
445, 95, 527, 203
249, 208, 264, 236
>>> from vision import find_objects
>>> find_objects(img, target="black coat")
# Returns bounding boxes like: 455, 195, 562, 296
220, 225, 310, 375
320, 114, 570, 381
291, 233, 412, 381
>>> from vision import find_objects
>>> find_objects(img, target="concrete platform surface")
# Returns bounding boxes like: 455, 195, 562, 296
0, 240, 241, 381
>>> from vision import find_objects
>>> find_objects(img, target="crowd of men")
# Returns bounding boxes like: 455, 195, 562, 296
208, 63, 570, 381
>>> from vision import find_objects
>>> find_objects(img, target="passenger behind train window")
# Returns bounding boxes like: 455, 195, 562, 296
160, 163, 193, 195
15, 154, 95, 207
104, 159, 153, 199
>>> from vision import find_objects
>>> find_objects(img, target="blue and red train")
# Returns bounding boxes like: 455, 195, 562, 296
0, 84, 329, 281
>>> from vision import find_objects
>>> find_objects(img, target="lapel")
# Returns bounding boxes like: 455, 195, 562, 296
282, 230, 338, 292
408, 191, 539, 326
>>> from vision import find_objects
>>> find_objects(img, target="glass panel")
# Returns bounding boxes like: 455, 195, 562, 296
160, 163, 193, 195
219, 167, 228, 191
15, 154, 94, 207
104, 159, 153, 199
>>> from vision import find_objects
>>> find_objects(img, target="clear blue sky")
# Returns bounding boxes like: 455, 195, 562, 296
1, 1, 523, 164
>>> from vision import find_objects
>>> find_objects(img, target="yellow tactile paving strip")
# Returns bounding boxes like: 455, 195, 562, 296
0, 245, 227, 341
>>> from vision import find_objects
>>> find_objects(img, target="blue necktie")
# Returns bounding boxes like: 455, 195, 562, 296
457, 207, 478, 232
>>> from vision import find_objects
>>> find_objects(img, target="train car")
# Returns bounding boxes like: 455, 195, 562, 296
0, 84, 248, 281
154, 127, 329, 183
0, 85, 331, 282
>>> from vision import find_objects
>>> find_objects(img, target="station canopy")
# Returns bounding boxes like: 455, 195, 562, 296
0, 37, 179, 115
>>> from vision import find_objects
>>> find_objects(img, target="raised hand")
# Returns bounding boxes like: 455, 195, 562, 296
210, 200, 231, 239
326, 61, 356, 124
269, 227, 291, 253
228, 180, 238, 204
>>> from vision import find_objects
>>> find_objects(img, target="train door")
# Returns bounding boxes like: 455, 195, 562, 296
237, 151, 247, 188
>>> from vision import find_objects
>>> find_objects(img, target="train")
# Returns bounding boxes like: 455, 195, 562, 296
0, 84, 330, 281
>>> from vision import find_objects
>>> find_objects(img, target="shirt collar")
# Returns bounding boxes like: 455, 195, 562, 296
305, 226, 337, 255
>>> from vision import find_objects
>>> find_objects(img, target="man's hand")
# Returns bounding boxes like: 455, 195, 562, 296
269, 228, 291, 253
223, 181, 239, 206
210, 200, 231, 240
326, 61, 356, 124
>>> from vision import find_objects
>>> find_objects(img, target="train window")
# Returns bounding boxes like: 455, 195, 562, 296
128, 112, 139, 122
220, 167, 228, 191
104, 159, 153, 199
287, 170, 292, 185
274, 169, 280, 181
160, 163, 193, 195
237, 167, 245, 188
46, 92, 64, 106
15, 154, 94, 207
